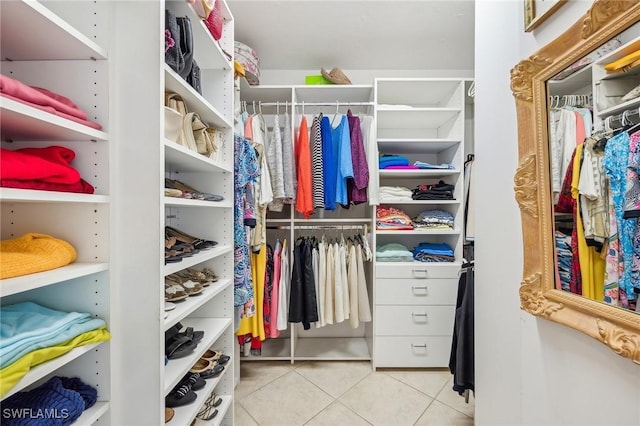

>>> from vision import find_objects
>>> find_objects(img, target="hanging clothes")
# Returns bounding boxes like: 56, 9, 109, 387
267, 115, 285, 212
449, 262, 475, 397
295, 117, 313, 218
269, 240, 282, 338
233, 135, 259, 318
361, 115, 379, 206
288, 237, 319, 330
321, 115, 337, 210
346, 110, 369, 205
310, 115, 325, 209
332, 114, 354, 206
276, 239, 290, 331
282, 112, 296, 203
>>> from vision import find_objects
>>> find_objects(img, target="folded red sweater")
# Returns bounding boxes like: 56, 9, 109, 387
1, 179, 94, 194
1, 147, 80, 184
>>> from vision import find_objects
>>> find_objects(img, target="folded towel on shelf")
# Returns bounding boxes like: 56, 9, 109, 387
376, 243, 415, 262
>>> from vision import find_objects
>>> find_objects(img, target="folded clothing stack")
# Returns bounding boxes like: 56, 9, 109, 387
379, 186, 413, 202
413, 161, 455, 170
1, 376, 97, 426
412, 181, 455, 200
0, 233, 77, 279
376, 205, 413, 230
376, 243, 415, 262
413, 209, 454, 230
1, 146, 95, 194
0, 302, 110, 397
379, 155, 411, 169
412, 242, 455, 262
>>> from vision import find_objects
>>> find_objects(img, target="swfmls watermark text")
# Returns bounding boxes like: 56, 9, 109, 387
2, 408, 70, 420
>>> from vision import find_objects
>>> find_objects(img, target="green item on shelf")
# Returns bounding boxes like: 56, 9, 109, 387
305, 75, 332, 85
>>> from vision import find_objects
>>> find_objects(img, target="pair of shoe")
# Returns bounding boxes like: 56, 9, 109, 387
196, 392, 222, 421
166, 226, 218, 251
176, 268, 219, 287
165, 178, 224, 202
165, 323, 204, 360
165, 372, 204, 408
167, 274, 204, 296
190, 357, 226, 379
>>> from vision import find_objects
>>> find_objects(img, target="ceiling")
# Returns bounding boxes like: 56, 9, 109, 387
227, 0, 475, 72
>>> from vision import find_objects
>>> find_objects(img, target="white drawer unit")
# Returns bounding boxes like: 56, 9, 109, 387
375, 305, 455, 336
374, 336, 453, 368
376, 262, 461, 279
376, 278, 458, 305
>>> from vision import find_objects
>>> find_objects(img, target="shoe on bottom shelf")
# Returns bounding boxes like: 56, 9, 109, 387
165, 407, 175, 423
196, 392, 222, 421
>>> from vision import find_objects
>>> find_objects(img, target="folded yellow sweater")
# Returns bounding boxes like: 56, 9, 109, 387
0, 326, 111, 398
0, 233, 77, 279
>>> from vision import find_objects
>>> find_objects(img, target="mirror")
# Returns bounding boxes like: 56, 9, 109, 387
511, 0, 640, 364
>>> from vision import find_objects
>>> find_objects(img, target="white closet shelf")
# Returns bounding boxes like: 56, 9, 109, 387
164, 66, 232, 129
293, 337, 371, 360
376, 229, 461, 235
164, 245, 233, 276
2, 342, 106, 400
0, 188, 109, 204
0, 0, 107, 61
0, 98, 108, 142
164, 140, 232, 173
240, 338, 292, 360
377, 138, 461, 154
376, 79, 461, 106
378, 199, 460, 205
169, 1, 232, 71
1, 262, 109, 297
170, 376, 232, 426
164, 278, 232, 330
377, 109, 460, 129
73, 401, 109, 426
597, 96, 640, 117
548, 64, 592, 94
595, 35, 640, 66
379, 169, 459, 178
164, 197, 232, 209
289, 218, 372, 224
164, 318, 232, 395
294, 85, 374, 103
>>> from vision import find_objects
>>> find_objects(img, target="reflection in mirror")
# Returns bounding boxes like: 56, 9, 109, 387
547, 22, 640, 315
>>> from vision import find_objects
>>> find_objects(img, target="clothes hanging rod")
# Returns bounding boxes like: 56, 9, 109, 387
253, 101, 374, 107
607, 107, 640, 126
266, 224, 368, 230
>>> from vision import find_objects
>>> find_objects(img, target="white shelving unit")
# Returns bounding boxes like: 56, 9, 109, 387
1, 0, 112, 422
108, 0, 235, 424
238, 83, 376, 364
372, 78, 468, 368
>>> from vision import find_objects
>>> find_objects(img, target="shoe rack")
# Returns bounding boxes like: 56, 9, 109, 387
111, 0, 236, 424
0, 0, 112, 422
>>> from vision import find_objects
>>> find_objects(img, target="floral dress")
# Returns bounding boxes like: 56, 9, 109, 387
234, 135, 259, 317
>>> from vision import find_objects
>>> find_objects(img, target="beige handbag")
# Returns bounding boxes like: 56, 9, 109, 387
164, 92, 189, 147
184, 112, 220, 158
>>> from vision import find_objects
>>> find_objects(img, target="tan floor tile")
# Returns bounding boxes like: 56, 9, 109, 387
235, 361, 293, 400
234, 401, 259, 426
415, 400, 474, 426
241, 371, 333, 426
384, 369, 451, 398
340, 372, 433, 426
304, 401, 372, 426
435, 378, 474, 418
295, 361, 372, 398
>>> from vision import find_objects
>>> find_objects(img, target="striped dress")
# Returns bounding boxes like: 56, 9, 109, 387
311, 115, 324, 209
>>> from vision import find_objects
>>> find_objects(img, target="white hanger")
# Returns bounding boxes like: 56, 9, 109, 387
331, 100, 340, 126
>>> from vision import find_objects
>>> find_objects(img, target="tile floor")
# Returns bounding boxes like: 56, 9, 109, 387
233, 361, 474, 426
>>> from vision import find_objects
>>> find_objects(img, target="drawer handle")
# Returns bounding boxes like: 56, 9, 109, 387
412, 312, 428, 321
412, 285, 428, 293
411, 344, 427, 349
412, 268, 428, 278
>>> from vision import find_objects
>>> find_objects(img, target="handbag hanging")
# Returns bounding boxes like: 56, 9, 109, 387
176, 16, 194, 79
204, 0, 224, 41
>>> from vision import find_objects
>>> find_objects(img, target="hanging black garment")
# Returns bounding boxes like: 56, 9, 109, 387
449, 263, 475, 396
288, 238, 319, 330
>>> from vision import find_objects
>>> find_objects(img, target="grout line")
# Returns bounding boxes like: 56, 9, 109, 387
412, 398, 436, 426
381, 370, 452, 399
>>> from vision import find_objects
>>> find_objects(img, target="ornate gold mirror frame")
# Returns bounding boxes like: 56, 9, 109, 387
511, 0, 640, 364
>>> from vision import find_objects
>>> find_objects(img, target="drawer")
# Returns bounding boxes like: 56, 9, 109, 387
376, 262, 460, 279
376, 278, 458, 305
374, 336, 453, 367
375, 305, 455, 336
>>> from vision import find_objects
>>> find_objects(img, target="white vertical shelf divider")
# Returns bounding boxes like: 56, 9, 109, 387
0, 0, 112, 423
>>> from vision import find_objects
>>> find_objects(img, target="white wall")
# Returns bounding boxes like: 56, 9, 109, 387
475, 1, 640, 425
